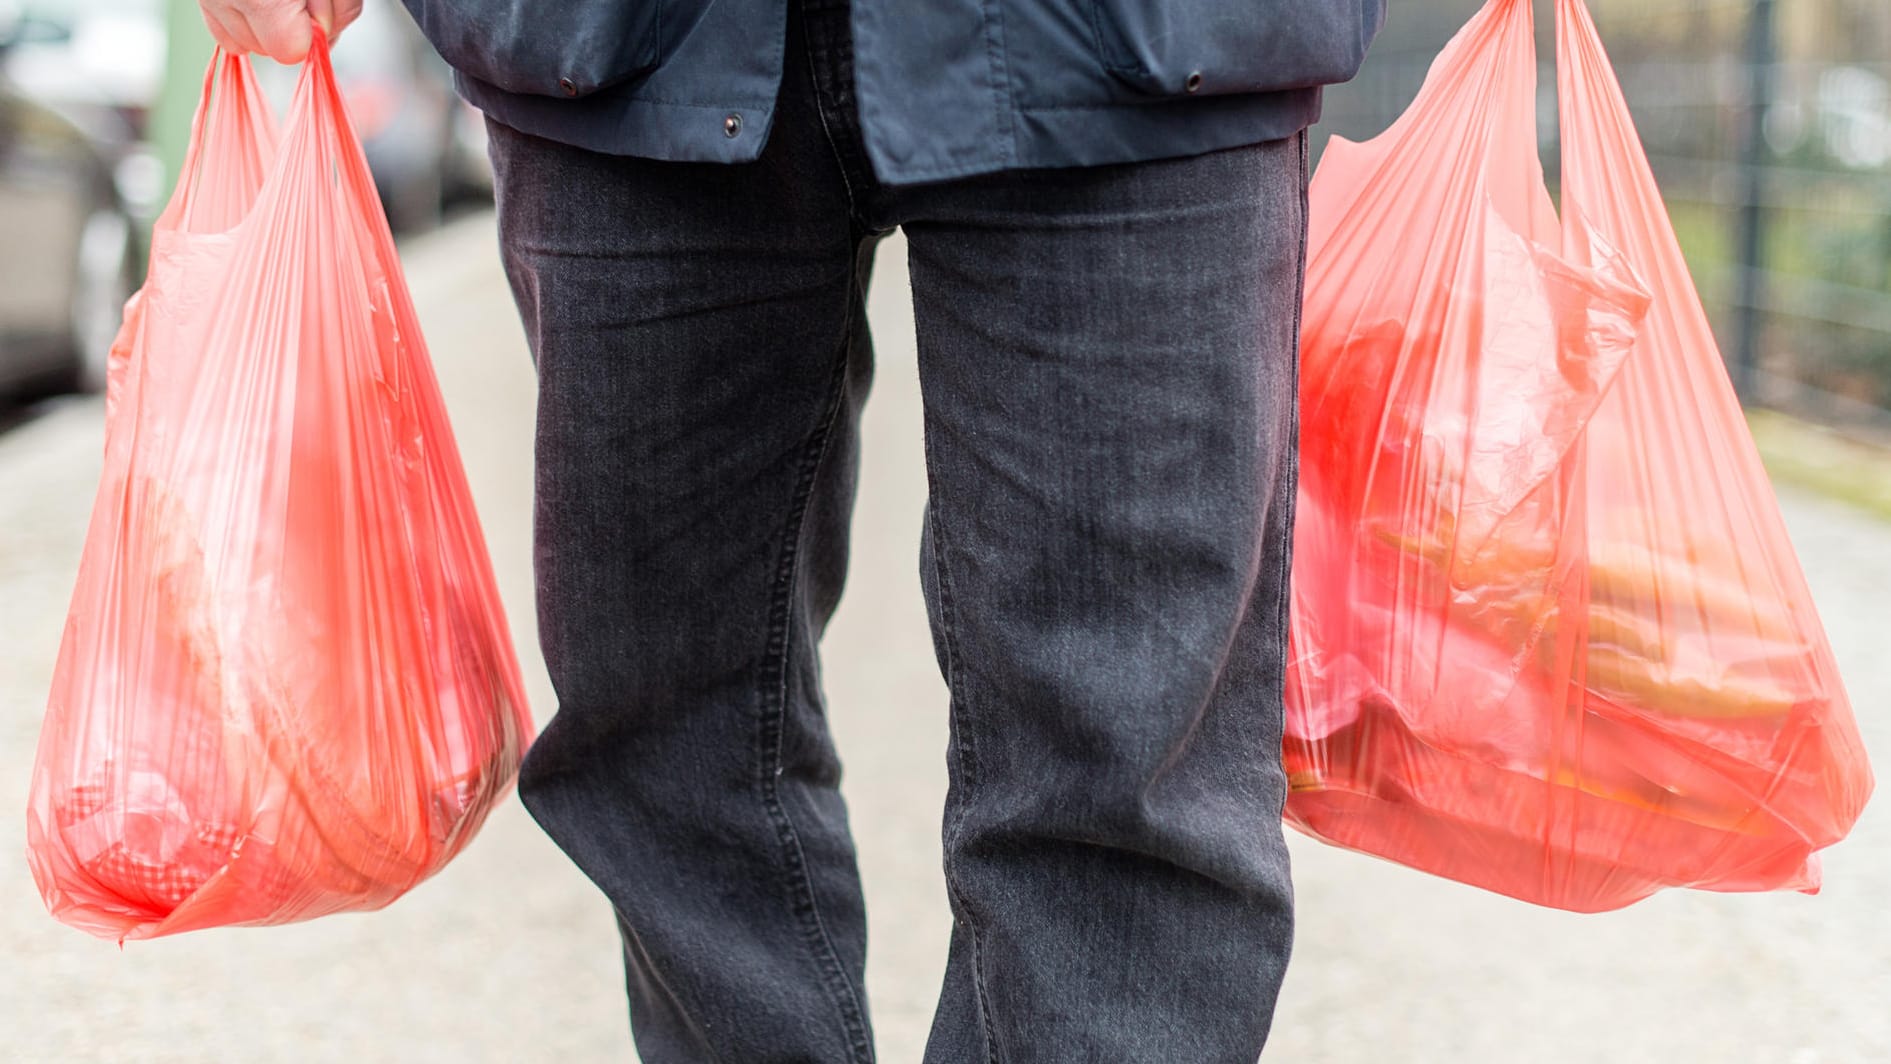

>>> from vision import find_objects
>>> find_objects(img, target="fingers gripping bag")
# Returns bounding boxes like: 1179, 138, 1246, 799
27, 37, 533, 941
1282, 0, 1872, 912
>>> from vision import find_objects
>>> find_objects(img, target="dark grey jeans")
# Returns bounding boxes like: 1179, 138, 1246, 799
488, 1, 1307, 1060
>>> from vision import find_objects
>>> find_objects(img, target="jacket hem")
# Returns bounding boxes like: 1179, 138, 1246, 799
457, 74, 1322, 188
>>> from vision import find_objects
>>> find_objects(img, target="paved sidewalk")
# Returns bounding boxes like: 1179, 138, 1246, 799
2, 213, 1884, 1062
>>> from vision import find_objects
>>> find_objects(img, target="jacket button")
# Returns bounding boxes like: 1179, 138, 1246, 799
723, 113, 743, 137
559, 77, 577, 96
1185, 71, 1204, 94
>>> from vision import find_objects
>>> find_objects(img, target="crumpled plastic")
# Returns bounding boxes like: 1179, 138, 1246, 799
28, 36, 533, 941
1282, 0, 1873, 912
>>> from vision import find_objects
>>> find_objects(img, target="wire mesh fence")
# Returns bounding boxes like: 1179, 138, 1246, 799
1316, 0, 1891, 444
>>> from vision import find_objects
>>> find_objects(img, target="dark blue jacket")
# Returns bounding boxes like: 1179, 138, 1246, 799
399, 0, 1385, 186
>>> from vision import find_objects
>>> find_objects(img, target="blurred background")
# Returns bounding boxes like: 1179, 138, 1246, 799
0, 0, 489, 401
1, 2, 1886, 1062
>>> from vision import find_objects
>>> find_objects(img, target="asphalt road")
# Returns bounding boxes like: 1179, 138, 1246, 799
3, 214, 1885, 1063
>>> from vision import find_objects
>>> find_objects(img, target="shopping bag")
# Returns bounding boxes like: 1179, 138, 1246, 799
1283, 0, 1873, 912
27, 35, 533, 941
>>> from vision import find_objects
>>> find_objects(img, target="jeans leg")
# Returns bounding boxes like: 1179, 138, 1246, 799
487, 47, 881, 1061
899, 133, 1310, 1064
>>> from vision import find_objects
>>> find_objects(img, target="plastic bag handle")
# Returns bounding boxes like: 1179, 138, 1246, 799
1553, 0, 1654, 221
168, 50, 241, 221
291, 24, 405, 259
160, 23, 382, 237
1552, 0, 1717, 366
273, 24, 417, 391
163, 47, 277, 234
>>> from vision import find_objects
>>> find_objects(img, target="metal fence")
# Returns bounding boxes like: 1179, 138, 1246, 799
1315, 0, 1891, 443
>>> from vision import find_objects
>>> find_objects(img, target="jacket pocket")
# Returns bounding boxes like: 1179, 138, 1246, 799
1088, 0, 1383, 98
400, 0, 663, 98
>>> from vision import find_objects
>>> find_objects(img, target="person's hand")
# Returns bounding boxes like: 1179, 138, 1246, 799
198, 0, 363, 64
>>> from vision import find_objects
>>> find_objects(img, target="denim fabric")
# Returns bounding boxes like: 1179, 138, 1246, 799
490, 0, 1307, 1059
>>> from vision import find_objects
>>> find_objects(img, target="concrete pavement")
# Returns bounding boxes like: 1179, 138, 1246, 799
2, 212, 1885, 1062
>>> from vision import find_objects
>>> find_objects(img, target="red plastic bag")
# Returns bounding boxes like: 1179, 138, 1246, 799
1283, 0, 1873, 911
27, 38, 533, 941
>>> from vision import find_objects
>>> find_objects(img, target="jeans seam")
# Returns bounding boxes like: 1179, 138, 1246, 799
756, 273, 876, 1064
1273, 129, 1308, 817
922, 446, 1005, 1064
802, 5, 866, 225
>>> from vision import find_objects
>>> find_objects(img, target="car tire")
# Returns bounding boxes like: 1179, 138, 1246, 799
66, 207, 136, 395
382, 166, 444, 235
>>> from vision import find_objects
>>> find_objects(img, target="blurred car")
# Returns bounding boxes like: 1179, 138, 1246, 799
1, 0, 164, 222
0, 4, 138, 397
9, 0, 487, 236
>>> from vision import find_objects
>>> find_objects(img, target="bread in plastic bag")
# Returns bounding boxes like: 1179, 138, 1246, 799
1282, 0, 1872, 912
